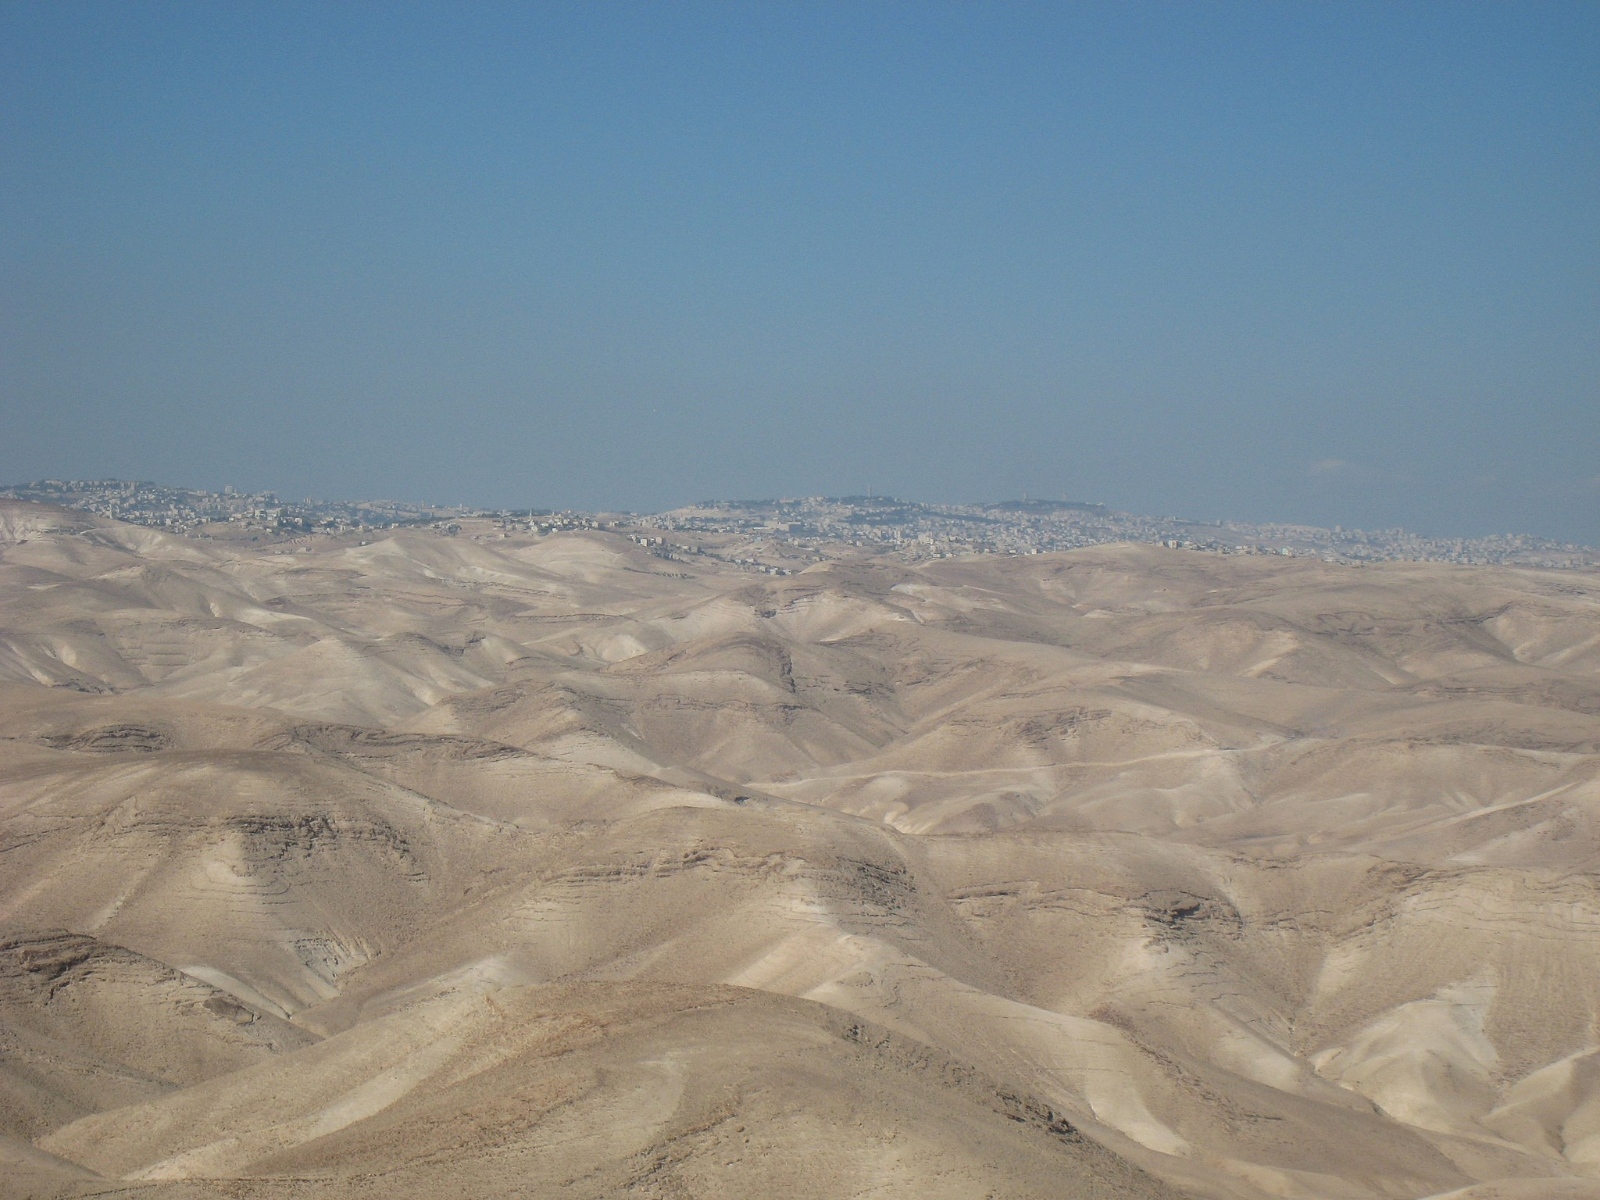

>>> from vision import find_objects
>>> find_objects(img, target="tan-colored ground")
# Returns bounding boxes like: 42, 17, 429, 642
2, 498, 1599, 1200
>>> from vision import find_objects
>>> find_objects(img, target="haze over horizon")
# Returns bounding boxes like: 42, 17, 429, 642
3, 2, 1597, 542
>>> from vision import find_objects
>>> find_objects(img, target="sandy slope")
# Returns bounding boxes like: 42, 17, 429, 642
2, 498, 1599, 1199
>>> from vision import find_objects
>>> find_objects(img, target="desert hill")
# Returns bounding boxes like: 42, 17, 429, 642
2, 497, 1599, 1198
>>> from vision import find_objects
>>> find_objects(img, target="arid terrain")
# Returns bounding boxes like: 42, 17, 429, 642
3, 496, 1600, 1200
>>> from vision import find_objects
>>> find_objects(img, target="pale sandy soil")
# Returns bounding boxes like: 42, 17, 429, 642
2, 498, 1600, 1199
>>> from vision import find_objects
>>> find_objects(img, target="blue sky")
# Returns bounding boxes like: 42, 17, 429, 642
2, 2, 1596, 540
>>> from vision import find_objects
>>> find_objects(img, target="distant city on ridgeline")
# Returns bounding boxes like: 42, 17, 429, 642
4, 477, 1596, 571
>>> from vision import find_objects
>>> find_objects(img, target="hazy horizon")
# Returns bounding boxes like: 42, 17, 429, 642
10, 474, 1600, 551
3, 3, 1596, 543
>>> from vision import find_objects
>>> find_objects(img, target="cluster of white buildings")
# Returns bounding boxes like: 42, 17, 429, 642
9, 481, 1595, 571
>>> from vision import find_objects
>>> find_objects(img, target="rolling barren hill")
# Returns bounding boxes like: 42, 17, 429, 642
2, 497, 1600, 1199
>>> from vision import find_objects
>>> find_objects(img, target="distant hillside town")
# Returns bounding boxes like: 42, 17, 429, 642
4, 478, 1597, 571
